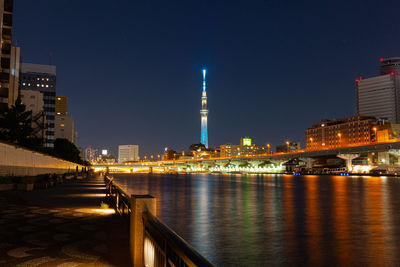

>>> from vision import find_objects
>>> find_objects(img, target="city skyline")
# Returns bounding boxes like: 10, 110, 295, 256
11, 0, 400, 156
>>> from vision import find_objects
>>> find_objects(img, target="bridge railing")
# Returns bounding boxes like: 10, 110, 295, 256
104, 174, 214, 267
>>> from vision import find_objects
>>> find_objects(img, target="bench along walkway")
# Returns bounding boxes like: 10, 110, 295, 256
0, 175, 131, 266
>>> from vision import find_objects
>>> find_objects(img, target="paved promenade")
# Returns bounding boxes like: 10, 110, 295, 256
0, 175, 131, 266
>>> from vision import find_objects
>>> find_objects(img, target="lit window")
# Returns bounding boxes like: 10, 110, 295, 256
22, 83, 26, 85
57, 112, 60, 115
41, 78, 44, 81
28, 83, 31, 86
46, 85, 49, 88
60, 124, 65, 127
41, 84, 44, 87
57, 97, 61, 100
37, 78, 39, 80
37, 84, 39, 87
46, 78, 49, 81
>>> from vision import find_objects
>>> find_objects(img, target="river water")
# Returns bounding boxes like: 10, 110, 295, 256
113, 173, 400, 266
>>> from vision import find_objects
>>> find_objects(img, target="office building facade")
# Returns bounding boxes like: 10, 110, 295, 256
357, 58, 400, 124
20, 89, 46, 141
380, 57, 400, 75
54, 114, 75, 144
118, 145, 139, 163
305, 116, 392, 151
0, 0, 19, 111
20, 63, 56, 147
54, 95, 77, 145
55, 96, 67, 115
220, 137, 266, 157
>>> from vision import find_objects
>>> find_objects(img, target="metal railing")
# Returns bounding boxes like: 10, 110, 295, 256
104, 174, 214, 267
104, 174, 131, 220
143, 211, 214, 267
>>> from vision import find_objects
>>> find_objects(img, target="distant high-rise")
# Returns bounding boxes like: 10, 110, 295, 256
200, 69, 208, 148
20, 63, 56, 147
118, 145, 139, 163
357, 59, 400, 124
0, 0, 20, 111
380, 57, 400, 75
55, 96, 67, 115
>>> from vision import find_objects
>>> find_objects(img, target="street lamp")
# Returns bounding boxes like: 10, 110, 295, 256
286, 141, 290, 152
267, 144, 270, 154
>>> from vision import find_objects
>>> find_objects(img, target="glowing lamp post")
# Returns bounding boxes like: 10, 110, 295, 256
267, 144, 270, 154
373, 127, 377, 142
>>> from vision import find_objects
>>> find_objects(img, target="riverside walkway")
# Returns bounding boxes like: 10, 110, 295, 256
0, 175, 131, 266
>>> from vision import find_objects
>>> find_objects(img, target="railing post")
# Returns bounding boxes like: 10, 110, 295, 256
130, 195, 156, 267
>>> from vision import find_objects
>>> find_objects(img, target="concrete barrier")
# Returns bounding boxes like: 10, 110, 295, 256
0, 141, 84, 176
130, 195, 156, 266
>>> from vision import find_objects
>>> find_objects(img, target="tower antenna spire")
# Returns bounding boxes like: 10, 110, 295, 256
200, 68, 208, 148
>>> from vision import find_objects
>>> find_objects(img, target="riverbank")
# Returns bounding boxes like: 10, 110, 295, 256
0, 175, 131, 266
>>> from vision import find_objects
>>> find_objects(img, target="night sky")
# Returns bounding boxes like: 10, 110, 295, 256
13, 0, 400, 157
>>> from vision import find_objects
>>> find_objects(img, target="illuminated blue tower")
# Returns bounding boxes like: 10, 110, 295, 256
200, 69, 208, 148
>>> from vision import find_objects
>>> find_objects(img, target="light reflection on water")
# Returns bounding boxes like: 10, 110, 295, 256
113, 173, 400, 266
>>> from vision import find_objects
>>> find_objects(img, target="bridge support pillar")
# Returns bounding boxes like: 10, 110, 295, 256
130, 195, 156, 267
337, 154, 360, 172
299, 158, 313, 169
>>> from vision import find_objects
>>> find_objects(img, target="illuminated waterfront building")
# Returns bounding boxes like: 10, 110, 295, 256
220, 137, 267, 157
357, 58, 400, 124
118, 145, 139, 163
200, 69, 208, 148
305, 116, 394, 150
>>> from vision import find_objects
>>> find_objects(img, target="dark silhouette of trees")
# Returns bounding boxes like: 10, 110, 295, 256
53, 138, 83, 164
0, 97, 36, 145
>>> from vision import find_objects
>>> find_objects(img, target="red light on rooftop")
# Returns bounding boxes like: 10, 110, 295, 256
360, 77, 363, 80
380, 58, 384, 62
355, 79, 359, 82
391, 72, 395, 75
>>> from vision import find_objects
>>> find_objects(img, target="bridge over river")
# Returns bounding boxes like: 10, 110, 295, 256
93, 140, 400, 174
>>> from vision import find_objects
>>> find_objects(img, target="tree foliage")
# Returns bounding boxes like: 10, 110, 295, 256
0, 97, 35, 144
53, 138, 83, 164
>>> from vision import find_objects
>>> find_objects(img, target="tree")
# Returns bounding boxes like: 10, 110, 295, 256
0, 97, 34, 144
53, 138, 82, 163
53, 138, 83, 164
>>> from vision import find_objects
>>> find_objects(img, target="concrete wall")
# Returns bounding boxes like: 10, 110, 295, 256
0, 141, 83, 176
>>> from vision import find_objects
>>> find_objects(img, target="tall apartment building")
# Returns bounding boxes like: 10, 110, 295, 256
118, 145, 139, 163
0, 0, 19, 111
357, 58, 400, 124
55, 96, 67, 115
305, 116, 392, 150
53, 96, 77, 144
20, 63, 56, 147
